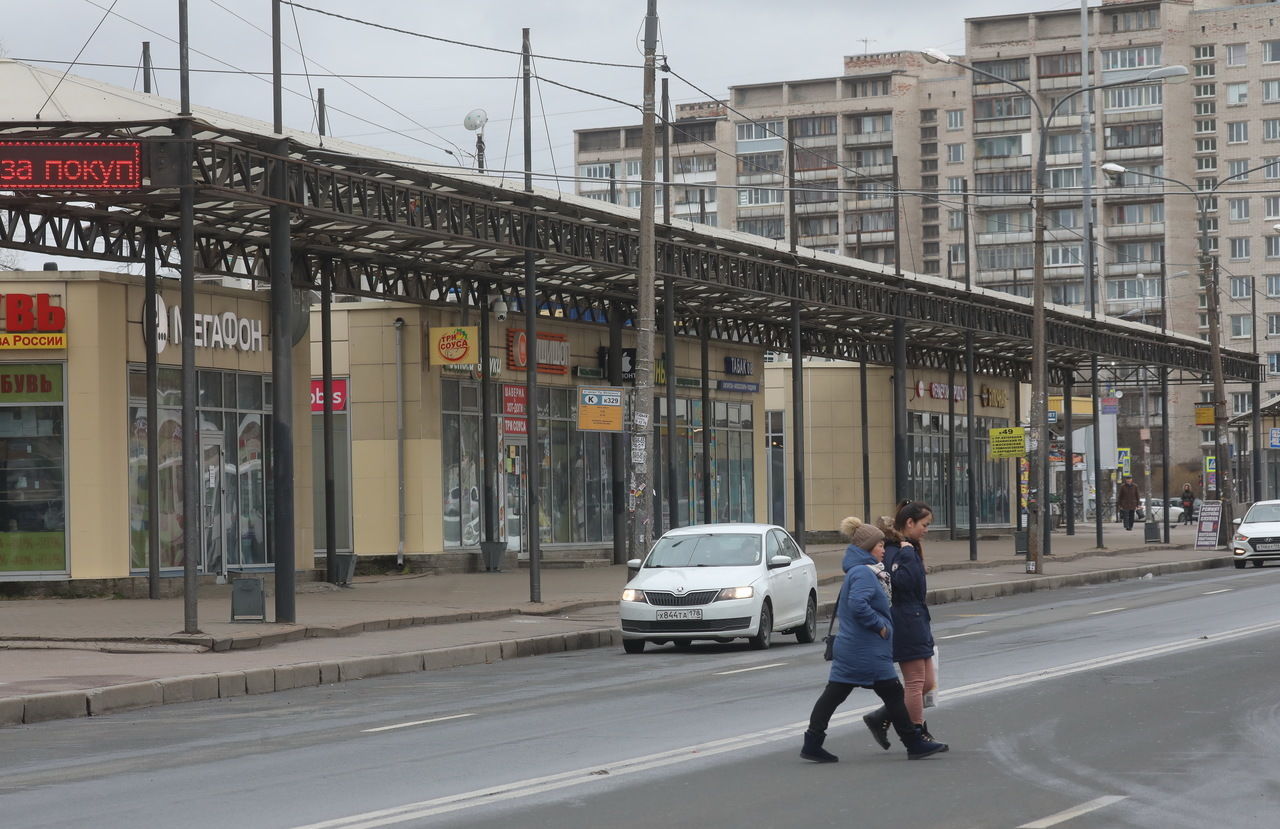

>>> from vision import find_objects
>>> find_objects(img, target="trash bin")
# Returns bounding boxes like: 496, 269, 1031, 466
230, 577, 266, 622
1013, 530, 1029, 556
480, 540, 506, 572
334, 553, 358, 585
1143, 522, 1162, 543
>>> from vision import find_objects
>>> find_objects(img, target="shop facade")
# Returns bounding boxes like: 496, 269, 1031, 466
764, 361, 1019, 535
310, 301, 767, 569
0, 271, 313, 582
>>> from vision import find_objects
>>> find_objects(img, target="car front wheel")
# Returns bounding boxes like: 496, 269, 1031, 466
749, 602, 773, 650
623, 639, 646, 654
1235, 560, 1248, 569
795, 594, 817, 643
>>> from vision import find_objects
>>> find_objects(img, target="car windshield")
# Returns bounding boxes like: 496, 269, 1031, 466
645, 533, 762, 568
1244, 504, 1280, 524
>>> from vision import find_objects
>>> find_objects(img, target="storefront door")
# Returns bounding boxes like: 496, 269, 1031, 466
200, 432, 225, 576
503, 442, 526, 558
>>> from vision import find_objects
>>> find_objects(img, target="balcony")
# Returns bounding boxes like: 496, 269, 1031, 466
843, 196, 894, 211
844, 163, 894, 178
799, 233, 841, 248
844, 130, 894, 147
736, 172, 784, 186
1037, 74, 1083, 91
1105, 296, 1164, 316
974, 117, 1033, 135
1106, 261, 1163, 276
976, 230, 1034, 245
673, 170, 717, 184
1103, 145, 1163, 162
796, 134, 839, 148
796, 200, 839, 214
846, 230, 896, 245
975, 155, 1032, 172
1105, 221, 1166, 238
974, 192, 1035, 207
795, 167, 839, 181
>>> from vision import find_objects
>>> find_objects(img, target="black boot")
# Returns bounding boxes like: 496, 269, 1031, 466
897, 723, 948, 760
862, 707, 891, 751
800, 729, 839, 763
920, 721, 940, 743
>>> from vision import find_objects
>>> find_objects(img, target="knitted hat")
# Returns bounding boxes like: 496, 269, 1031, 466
839, 516, 884, 551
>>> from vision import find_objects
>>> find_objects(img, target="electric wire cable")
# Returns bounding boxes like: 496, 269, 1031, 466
15, 58, 521, 81
37, 0, 120, 119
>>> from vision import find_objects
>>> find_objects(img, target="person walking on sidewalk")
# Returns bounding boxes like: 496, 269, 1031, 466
1180, 484, 1196, 525
800, 517, 948, 763
1117, 476, 1140, 531
864, 501, 942, 749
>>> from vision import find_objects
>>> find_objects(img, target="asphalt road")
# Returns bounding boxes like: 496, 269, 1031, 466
4, 566, 1280, 829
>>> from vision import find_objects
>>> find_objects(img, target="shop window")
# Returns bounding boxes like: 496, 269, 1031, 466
0, 364, 66, 573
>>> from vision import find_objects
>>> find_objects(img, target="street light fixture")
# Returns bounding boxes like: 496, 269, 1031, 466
1102, 158, 1274, 543
922, 48, 1188, 572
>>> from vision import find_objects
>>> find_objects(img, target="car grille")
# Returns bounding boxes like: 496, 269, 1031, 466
644, 590, 718, 607
1248, 536, 1280, 545
622, 617, 752, 633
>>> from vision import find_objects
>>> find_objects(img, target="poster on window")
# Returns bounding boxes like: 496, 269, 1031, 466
0, 363, 66, 572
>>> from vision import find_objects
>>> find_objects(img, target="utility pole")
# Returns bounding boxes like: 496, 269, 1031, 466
522, 29, 542, 600
1204, 248, 1235, 544
631, 0, 659, 560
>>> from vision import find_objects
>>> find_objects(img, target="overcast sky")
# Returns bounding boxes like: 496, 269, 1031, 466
3, 0, 1066, 269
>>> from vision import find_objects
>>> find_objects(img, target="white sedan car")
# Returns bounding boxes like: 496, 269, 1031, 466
1137, 498, 1184, 524
619, 523, 819, 654
1232, 499, 1280, 569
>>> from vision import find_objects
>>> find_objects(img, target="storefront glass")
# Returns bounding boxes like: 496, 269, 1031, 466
656, 397, 755, 528
128, 367, 272, 572
0, 364, 67, 573
907, 411, 1011, 527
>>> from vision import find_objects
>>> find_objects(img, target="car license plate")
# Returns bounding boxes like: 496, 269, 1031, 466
656, 609, 702, 621
1255, 543, 1280, 551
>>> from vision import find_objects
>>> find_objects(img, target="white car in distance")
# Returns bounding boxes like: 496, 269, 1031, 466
619, 523, 819, 654
1232, 499, 1280, 569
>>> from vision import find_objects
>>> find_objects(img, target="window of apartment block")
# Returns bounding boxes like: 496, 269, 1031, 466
949, 210, 965, 230
625, 159, 665, 177
794, 147, 837, 171
736, 217, 784, 238
1228, 159, 1250, 180
795, 180, 838, 204
1103, 46, 1161, 71
1046, 93, 1084, 116
673, 155, 716, 175
1265, 80, 1280, 103
1110, 8, 1158, 32
848, 77, 891, 98
1050, 283, 1084, 305
948, 244, 966, 264
1194, 45, 1216, 61
1195, 62, 1217, 79
1114, 202, 1160, 224
1267, 196, 1280, 218
1227, 121, 1249, 143
977, 244, 1034, 270
855, 211, 895, 232
946, 143, 965, 163
1227, 82, 1248, 105
920, 126, 937, 141
1231, 275, 1253, 298
1107, 276, 1160, 299
1270, 313, 1280, 335
1038, 53, 1082, 77
921, 207, 940, 221
1267, 119, 1280, 141
1197, 177, 1218, 193
1104, 84, 1163, 111
736, 121, 783, 141
1270, 353, 1280, 375
945, 176, 964, 193
921, 109, 937, 124
946, 109, 965, 130
672, 120, 716, 145
1105, 123, 1163, 148
983, 210, 1032, 233
798, 215, 839, 237
1266, 41, 1280, 63
851, 146, 892, 167
850, 113, 893, 135
1195, 119, 1217, 134
1230, 316, 1253, 339
920, 142, 938, 157
1196, 137, 1217, 153
1196, 101, 1217, 116
737, 152, 783, 175
1114, 241, 1162, 263
579, 130, 620, 151
922, 158, 939, 172
580, 163, 616, 180
972, 58, 1029, 84
923, 260, 941, 275
1045, 132, 1079, 154
921, 175, 939, 189
1230, 237, 1251, 260
1046, 207, 1081, 228
1228, 197, 1251, 221
922, 225, 940, 240
1268, 236, 1280, 259
1044, 243, 1083, 267
791, 115, 836, 137
975, 134, 1025, 158
974, 95, 1031, 120
1196, 156, 1218, 172
1047, 167, 1081, 189
1194, 83, 1216, 99
1232, 392, 1253, 415
1266, 157, 1280, 179
1227, 44, 1247, 67
737, 187, 784, 206
975, 171, 1031, 193
923, 241, 940, 256
1267, 274, 1280, 296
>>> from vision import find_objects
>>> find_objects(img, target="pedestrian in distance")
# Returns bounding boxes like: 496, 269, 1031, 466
800, 517, 948, 763
865, 501, 942, 747
1180, 483, 1196, 526
1117, 475, 1140, 531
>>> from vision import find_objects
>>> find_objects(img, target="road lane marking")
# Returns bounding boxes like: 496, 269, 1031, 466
937, 631, 987, 640
714, 662, 786, 675
1088, 607, 1127, 616
1202, 588, 1233, 595
294, 618, 1280, 829
949, 613, 994, 618
360, 713, 475, 733
1017, 795, 1127, 828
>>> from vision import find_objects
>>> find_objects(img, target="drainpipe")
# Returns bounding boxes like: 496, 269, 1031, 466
394, 318, 406, 569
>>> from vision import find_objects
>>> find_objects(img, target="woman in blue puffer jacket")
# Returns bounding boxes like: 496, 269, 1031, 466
800, 517, 947, 763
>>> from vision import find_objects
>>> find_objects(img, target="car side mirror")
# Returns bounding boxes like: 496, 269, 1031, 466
768, 555, 792, 568
1233, 518, 1242, 526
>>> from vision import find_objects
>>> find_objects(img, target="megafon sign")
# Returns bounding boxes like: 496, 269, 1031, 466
0, 294, 67, 349
153, 295, 264, 354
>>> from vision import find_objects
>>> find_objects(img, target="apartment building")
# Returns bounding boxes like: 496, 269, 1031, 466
573, 0, 1280, 502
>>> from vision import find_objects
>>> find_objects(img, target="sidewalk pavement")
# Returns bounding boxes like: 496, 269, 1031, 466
1, 522, 1227, 726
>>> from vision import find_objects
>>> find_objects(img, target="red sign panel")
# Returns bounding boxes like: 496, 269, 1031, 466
3, 294, 65, 332
506, 330, 570, 375
503, 384, 527, 435
0, 140, 143, 190
310, 378, 348, 412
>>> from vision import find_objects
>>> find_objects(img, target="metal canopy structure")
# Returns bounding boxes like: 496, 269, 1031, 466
0, 60, 1261, 385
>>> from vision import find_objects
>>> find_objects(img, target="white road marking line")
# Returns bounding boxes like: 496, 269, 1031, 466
714, 662, 786, 675
360, 713, 475, 733
1088, 607, 1127, 616
1016, 795, 1128, 828
1202, 588, 1233, 595
937, 630, 987, 640
294, 618, 1280, 829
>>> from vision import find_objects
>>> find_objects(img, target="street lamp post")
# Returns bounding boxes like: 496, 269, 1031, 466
922, 49, 1187, 572
1102, 159, 1275, 544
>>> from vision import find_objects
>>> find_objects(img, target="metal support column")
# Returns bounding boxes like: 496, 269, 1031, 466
1064, 372, 1075, 535
178, 0, 199, 634
893, 318, 908, 504
860, 360, 871, 521
479, 282, 500, 570
609, 304, 627, 563
661, 78, 677, 531
522, 28, 542, 601
791, 304, 806, 547
321, 260, 337, 583
1161, 367, 1171, 544
701, 320, 712, 526
947, 366, 957, 540
1014, 380, 1023, 534
145, 227, 160, 599
1092, 361, 1104, 547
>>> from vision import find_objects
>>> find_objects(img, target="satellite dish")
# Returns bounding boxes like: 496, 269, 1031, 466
463, 108, 488, 132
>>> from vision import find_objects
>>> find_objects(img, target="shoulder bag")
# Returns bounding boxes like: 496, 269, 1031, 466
822, 587, 840, 661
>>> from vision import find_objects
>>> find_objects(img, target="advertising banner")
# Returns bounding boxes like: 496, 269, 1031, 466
988, 426, 1026, 458
429, 326, 479, 366
1195, 500, 1223, 549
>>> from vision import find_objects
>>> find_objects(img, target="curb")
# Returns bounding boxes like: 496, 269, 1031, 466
1, 628, 622, 728
0, 556, 1228, 728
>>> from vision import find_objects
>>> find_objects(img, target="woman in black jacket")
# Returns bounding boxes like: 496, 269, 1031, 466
863, 501, 943, 748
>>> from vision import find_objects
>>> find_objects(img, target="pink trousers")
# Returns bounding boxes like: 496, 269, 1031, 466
899, 657, 936, 725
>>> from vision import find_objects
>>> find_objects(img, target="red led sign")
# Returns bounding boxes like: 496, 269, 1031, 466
0, 140, 142, 190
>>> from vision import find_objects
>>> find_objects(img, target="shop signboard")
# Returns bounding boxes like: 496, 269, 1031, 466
309, 378, 348, 412
0, 293, 67, 349
1195, 402, 1216, 426
1270, 427, 1280, 450
988, 426, 1026, 458
717, 379, 760, 393
0, 140, 142, 190
596, 347, 636, 382
724, 356, 754, 376
428, 326, 479, 366
576, 386, 624, 433
502, 384, 527, 436
154, 296, 263, 354
507, 330, 569, 375
0, 364, 62, 403
1101, 397, 1119, 415
1194, 500, 1223, 549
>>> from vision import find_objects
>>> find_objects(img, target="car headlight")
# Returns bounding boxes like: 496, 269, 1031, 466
715, 586, 754, 601
621, 588, 647, 603
1234, 533, 1249, 543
